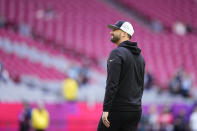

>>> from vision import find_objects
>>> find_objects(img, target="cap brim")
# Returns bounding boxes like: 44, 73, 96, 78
107, 24, 119, 29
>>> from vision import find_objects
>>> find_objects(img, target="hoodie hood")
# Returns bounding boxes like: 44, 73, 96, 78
119, 41, 141, 55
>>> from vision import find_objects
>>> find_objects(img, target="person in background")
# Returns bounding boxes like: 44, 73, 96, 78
172, 21, 186, 36
144, 71, 153, 89
19, 102, 32, 131
150, 19, 163, 33
62, 77, 78, 101
0, 62, 10, 83
173, 109, 187, 131
189, 107, 197, 131
180, 72, 193, 98
147, 105, 159, 131
158, 105, 174, 131
0, 62, 3, 80
19, 23, 31, 36
31, 102, 49, 131
0, 15, 6, 28
138, 113, 149, 131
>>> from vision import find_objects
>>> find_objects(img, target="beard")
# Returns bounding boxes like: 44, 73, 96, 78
110, 35, 120, 43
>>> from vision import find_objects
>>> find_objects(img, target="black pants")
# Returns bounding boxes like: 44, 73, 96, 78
19, 123, 30, 131
97, 111, 142, 131
35, 129, 45, 131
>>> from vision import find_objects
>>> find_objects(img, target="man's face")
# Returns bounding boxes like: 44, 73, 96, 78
110, 29, 122, 43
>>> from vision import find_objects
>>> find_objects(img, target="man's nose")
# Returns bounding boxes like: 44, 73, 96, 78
110, 31, 113, 35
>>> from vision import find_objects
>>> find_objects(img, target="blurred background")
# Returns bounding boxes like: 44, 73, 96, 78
0, 0, 197, 130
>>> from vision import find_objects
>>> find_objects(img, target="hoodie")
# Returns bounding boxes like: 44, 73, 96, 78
103, 41, 145, 112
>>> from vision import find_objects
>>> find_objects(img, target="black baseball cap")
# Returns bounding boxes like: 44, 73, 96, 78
108, 20, 134, 36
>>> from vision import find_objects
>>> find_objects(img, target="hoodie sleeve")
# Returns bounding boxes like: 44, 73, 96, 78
103, 49, 122, 112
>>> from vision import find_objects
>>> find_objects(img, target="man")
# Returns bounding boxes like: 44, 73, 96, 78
32, 102, 49, 131
190, 107, 197, 131
19, 102, 32, 131
97, 20, 145, 131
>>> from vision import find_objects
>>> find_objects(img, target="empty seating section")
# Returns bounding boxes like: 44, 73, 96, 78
0, 48, 65, 80
118, 0, 197, 27
0, 29, 67, 59
0, 0, 196, 85
0, 30, 66, 80
0, 0, 135, 58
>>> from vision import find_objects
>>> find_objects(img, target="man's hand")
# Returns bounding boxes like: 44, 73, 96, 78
102, 112, 110, 128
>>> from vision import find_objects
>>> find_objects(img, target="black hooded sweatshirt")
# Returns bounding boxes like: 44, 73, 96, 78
103, 40, 145, 112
